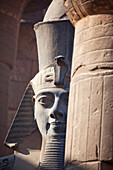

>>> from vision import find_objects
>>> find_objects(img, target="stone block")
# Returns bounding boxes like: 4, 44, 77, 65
0, 63, 11, 157
0, 27, 18, 68
0, 93, 8, 128
0, 92, 13, 157
8, 109, 16, 128
64, 0, 113, 26
65, 161, 113, 170
69, 79, 91, 162
85, 162, 101, 170
66, 13, 113, 163
100, 75, 113, 161
76, 79, 90, 161
43, 0, 66, 21
10, 58, 32, 82
13, 130, 41, 170
72, 15, 113, 76
0, 62, 10, 95
0, 155, 15, 170
65, 161, 100, 170
18, 23, 38, 61
65, 84, 76, 162
86, 77, 103, 161
101, 162, 113, 170
22, 10, 44, 23
8, 81, 27, 110
74, 36, 113, 60
30, 60, 38, 79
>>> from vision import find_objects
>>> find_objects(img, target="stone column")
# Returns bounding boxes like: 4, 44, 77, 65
64, 1, 113, 169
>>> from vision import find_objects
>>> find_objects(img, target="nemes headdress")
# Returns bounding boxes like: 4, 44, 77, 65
5, 20, 74, 147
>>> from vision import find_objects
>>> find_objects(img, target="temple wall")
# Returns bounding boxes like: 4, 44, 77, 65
0, 0, 30, 157
7, 9, 44, 169
8, 18, 39, 129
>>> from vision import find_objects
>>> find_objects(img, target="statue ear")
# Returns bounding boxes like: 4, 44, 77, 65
5, 83, 37, 148
32, 96, 35, 104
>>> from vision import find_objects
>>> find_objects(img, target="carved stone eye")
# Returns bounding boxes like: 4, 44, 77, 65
38, 95, 54, 107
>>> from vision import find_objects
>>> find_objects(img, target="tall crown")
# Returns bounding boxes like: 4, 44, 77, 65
31, 20, 74, 94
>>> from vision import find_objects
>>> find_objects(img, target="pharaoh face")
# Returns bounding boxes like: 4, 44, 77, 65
34, 87, 69, 140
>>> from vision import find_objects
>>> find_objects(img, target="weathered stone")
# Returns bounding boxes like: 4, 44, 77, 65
31, 19, 74, 169
8, 110, 17, 129
44, 0, 67, 21
0, 0, 29, 68
0, 0, 30, 157
65, 84, 75, 161
101, 162, 113, 170
0, 62, 10, 95
86, 77, 103, 161
65, 2, 113, 169
0, 62, 12, 157
0, 155, 15, 170
6, 84, 37, 147
100, 75, 113, 161
10, 58, 32, 82
65, 161, 100, 170
30, 61, 38, 79
17, 23, 38, 61
5, 4, 74, 166
65, 161, 113, 170
7, 13, 39, 150
0, 0, 52, 161
23, 0, 52, 13
64, 0, 113, 26
34, 21, 74, 72
8, 81, 27, 110
13, 129, 41, 170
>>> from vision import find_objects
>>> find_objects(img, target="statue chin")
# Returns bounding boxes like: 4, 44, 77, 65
40, 122, 66, 141
47, 122, 66, 135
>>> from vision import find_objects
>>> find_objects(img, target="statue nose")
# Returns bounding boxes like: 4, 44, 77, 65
50, 110, 63, 119
49, 97, 64, 120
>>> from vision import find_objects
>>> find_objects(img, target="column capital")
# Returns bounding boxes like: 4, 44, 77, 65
64, 0, 113, 27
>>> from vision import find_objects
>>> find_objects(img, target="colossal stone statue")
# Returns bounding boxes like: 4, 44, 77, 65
5, 0, 74, 169
31, 19, 74, 169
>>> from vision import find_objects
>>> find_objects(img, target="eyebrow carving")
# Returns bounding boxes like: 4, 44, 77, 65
36, 92, 53, 99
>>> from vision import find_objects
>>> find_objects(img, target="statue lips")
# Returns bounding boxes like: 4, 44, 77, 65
46, 121, 66, 135
50, 121, 66, 132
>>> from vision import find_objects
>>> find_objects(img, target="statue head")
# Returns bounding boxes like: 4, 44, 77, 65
31, 55, 69, 140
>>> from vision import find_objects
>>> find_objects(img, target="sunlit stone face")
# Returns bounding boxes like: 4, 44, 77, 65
34, 87, 69, 140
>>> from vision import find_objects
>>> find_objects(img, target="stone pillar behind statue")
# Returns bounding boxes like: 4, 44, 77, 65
64, 0, 113, 169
